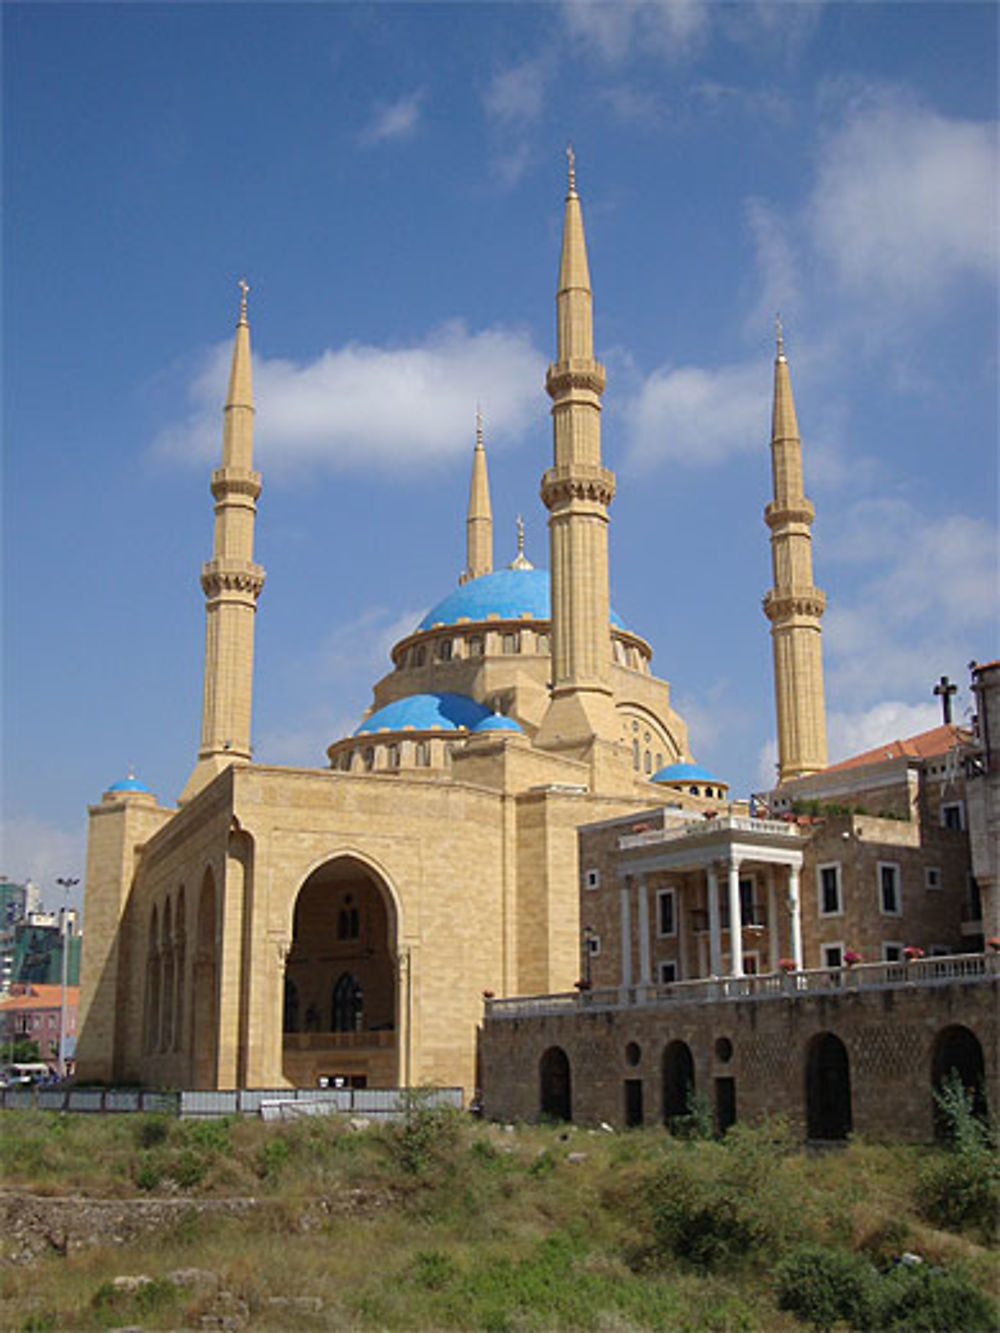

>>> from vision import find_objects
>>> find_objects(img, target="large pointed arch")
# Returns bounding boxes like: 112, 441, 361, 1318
282, 854, 400, 1089
190, 866, 218, 1089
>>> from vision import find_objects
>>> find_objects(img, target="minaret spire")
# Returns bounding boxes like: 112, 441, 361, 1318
535, 151, 618, 759
180, 281, 266, 803
763, 323, 828, 782
460, 407, 493, 584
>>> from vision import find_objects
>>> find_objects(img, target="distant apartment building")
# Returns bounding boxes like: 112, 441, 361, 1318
0, 984, 79, 1066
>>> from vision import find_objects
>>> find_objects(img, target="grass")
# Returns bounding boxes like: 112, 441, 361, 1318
0, 1107, 997, 1331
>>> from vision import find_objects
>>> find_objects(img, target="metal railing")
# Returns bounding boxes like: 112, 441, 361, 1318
485, 951, 999, 1020
0, 1084, 462, 1117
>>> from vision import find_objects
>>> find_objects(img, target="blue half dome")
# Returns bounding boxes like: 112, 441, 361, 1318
417, 569, 625, 631
355, 692, 494, 735
107, 774, 152, 794
652, 762, 726, 787
473, 713, 523, 734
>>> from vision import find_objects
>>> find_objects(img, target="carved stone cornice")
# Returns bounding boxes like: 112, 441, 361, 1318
540, 463, 616, 509
201, 559, 266, 600
763, 588, 826, 622
765, 499, 815, 529
545, 359, 606, 398
211, 468, 262, 502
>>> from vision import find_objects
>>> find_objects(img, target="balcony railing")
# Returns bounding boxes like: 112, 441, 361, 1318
485, 952, 999, 1020
619, 814, 803, 851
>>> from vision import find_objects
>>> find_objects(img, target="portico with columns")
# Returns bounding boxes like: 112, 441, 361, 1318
580, 813, 806, 990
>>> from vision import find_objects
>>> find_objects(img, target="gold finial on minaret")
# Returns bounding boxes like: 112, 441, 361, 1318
566, 143, 576, 195
775, 312, 785, 361
763, 324, 827, 783
508, 514, 533, 571
535, 152, 618, 759
460, 407, 493, 585
180, 290, 266, 803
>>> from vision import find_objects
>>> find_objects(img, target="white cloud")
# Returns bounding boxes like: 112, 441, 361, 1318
826, 700, 944, 767
822, 499, 996, 708
156, 322, 547, 475
484, 59, 547, 123
359, 91, 425, 146
562, 0, 710, 63
807, 91, 998, 316
624, 357, 769, 469
1, 815, 86, 911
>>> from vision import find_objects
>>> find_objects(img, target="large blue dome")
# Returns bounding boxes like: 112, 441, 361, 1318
355, 692, 494, 735
417, 568, 625, 631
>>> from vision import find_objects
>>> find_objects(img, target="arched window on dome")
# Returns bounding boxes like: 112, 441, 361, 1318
502, 632, 520, 655
536, 633, 549, 655
363, 748, 375, 772
413, 645, 426, 668
415, 741, 431, 767
468, 635, 484, 657
437, 639, 453, 662
387, 744, 400, 769
633, 739, 640, 771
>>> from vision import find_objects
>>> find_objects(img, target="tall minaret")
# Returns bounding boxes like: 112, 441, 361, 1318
459, 409, 492, 584
180, 280, 266, 803
535, 149, 618, 754
763, 320, 827, 782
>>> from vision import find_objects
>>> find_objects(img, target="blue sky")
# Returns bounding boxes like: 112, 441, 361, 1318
3, 2, 997, 913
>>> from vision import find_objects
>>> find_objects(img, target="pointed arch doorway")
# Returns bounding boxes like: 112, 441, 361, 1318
282, 857, 400, 1089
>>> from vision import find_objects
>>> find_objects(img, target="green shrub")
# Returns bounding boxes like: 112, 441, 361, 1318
775, 1245, 877, 1331
134, 1113, 170, 1150
411, 1248, 459, 1290
134, 1159, 162, 1191
917, 1073, 998, 1239
387, 1090, 460, 1177
254, 1135, 291, 1180
873, 1263, 997, 1333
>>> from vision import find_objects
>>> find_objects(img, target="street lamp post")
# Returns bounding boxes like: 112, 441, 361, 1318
55, 877, 79, 1079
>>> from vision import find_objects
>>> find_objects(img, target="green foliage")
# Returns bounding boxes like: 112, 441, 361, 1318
387, 1089, 461, 1177
872, 1262, 997, 1332
411, 1248, 459, 1290
917, 1073, 998, 1240
254, 1134, 291, 1180
775, 1245, 877, 1331
134, 1113, 170, 1150
7, 1038, 43, 1063
671, 1089, 715, 1141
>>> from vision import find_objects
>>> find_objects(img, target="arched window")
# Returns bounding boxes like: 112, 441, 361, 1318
663, 1040, 695, 1128
415, 741, 431, 767
931, 1025, 987, 1137
283, 977, 300, 1033
539, 1046, 572, 1121
363, 747, 375, 771
633, 739, 640, 770
332, 972, 363, 1032
806, 1032, 852, 1140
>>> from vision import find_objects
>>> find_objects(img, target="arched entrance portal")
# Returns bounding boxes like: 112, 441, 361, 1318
663, 1040, 695, 1129
539, 1046, 572, 1121
282, 857, 398, 1089
806, 1032, 852, 1141
931, 1025, 987, 1138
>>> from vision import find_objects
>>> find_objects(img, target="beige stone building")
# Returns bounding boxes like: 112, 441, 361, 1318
76, 163, 720, 1095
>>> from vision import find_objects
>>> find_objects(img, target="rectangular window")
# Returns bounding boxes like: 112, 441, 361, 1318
657, 887, 676, 937
502, 632, 520, 655
585, 933, 601, 956
437, 639, 453, 662
583, 868, 600, 891
535, 634, 549, 655
882, 942, 904, 963
817, 862, 842, 916
658, 960, 678, 985
878, 862, 902, 916
822, 942, 844, 969
925, 866, 942, 890
468, 636, 484, 658
739, 877, 757, 926
743, 952, 760, 975
940, 801, 965, 830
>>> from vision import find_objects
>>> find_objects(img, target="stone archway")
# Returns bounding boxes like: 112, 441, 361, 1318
190, 868, 218, 1089
539, 1046, 572, 1121
282, 856, 398, 1089
806, 1032, 852, 1141
931, 1024, 987, 1137
663, 1040, 695, 1127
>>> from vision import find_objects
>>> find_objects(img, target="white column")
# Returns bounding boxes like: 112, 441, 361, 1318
706, 866, 722, 976
787, 864, 803, 969
766, 869, 780, 972
619, 881, 632, 988
636, 876, 652, 986
727, 857, 744, 978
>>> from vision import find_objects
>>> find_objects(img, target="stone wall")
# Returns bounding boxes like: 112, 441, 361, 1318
480, 974, 999, 1141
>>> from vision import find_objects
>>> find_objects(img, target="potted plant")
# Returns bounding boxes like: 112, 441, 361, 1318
843, 949, 862, 967
778, 958, 796, 973
902, 946, 924, 963
987, 937, 1000, 953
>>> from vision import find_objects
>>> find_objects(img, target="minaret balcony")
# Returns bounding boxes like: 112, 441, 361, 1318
762, 588, 826, 622
764, 499, 814, 529
211, 467, 262, 501
540, 463, 615, 509
545, 360, 606, 398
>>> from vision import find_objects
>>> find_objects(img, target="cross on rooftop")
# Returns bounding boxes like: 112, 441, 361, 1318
933, 674, 957, 725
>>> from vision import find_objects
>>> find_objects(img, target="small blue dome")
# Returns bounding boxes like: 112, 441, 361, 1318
472, 713, 523, 734
355, 692, 493, 735
107, 774, 152, 794
417, 569, 626, 632
652, 762, 726, 787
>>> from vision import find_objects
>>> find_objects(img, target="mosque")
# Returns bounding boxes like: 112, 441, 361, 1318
75, 159, 829, 1095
